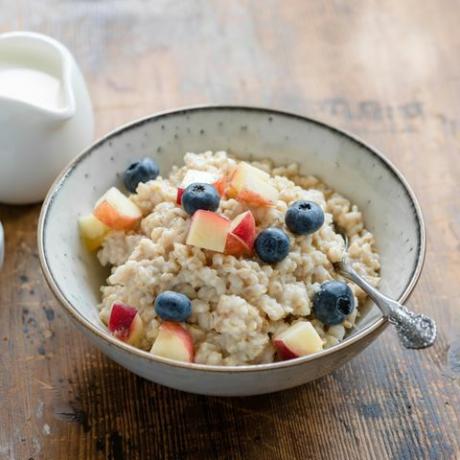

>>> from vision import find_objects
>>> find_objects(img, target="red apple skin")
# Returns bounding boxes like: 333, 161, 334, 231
109, 303, 139, 340
94, 188, 142, 230
94, 200, 122, 229
214, 176, 227, 196
94, 200, 141, 230
273, 338, 298, 360
160, 321, 195, 362
176, 188, 185, 205
224, 167, 238, 198
225, 232, 252, 256
230, 211, 256, 248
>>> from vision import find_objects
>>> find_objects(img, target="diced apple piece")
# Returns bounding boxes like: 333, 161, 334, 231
213, 176, 228, 196
176, 169, 221, 205
229, 162, 270, 180
79, 213, 110, 251
246, 164, 270, 179
225, 232, 251, 256
229, 210, 256, 248
151, 321, 194, 362
228, 162, 278, 206
224, 210, 256, 256
176, 189, 185, 206
186, 210, 230, 252
94, 187, 142, 230
108, 303, 144, 346
273, 321, 323, 360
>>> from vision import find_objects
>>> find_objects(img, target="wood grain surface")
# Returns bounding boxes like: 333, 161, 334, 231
0, 1, 459, 459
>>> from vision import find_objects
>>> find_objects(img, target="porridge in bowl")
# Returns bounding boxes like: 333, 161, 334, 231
79, 151, 380, 366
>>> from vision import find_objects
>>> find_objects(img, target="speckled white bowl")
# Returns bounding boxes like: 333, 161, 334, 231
38, 106, 425, 396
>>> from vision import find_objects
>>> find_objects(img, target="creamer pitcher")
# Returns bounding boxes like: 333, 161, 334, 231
0, 32, 94, 204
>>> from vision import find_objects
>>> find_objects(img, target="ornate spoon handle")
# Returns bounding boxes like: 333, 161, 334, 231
335, 258, 436, 349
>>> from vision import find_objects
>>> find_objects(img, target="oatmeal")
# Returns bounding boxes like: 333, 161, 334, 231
79, 151, 380, 366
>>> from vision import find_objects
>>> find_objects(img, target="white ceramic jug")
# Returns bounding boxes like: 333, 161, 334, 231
0, 32, 94, 204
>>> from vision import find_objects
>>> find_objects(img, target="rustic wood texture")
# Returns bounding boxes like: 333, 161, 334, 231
0, 1, 459, 459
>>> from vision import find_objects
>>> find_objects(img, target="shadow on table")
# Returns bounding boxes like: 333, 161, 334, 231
57, 332, 459, 460
68, 352, 382, 460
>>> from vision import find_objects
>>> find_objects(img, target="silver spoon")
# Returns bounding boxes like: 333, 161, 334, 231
334, 228, 436, 349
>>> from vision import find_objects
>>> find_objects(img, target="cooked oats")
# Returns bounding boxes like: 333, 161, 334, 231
97, 151, 380, 365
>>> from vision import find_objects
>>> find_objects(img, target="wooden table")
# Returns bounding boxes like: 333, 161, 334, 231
1, 1, 459, 459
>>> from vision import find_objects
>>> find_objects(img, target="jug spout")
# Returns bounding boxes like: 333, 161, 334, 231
0, 31, 77, 120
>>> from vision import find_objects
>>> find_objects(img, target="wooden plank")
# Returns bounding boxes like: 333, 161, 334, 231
0, 0, 459, 459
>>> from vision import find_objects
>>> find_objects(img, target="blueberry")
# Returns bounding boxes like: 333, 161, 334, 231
254, 227, 290, 263
154, 291, 192, 322
313, 281, 355, 325
285, 200, 324, 235
123, 158, 160, 192
181, 183, 220, 215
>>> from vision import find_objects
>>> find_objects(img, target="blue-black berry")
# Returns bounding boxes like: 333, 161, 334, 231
313, 281, 355, 325
154, 291, 192, 322
123, 158, 160, 192
285, 200, 324, 235
254, 227, 290, 263
182, 183, 220, 215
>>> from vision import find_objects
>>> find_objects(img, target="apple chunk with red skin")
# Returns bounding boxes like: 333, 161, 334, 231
224, 210, 256, 256
225, 232, 251, 256
186, 210, 231, 252
186, 209, 256, 256
227, 162, 279, 207
151, 321, 194, 362
94, 187, 142, 230
273, 321, 323, 360
108, 303, 144, 346
229, 210, 256, 248
176, 169, 222, 205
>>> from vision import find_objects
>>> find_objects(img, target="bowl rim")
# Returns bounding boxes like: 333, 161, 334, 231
38, 104, 426, 373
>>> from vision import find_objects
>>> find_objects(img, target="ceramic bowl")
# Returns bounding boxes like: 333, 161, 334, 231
38, 106, 425, 396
